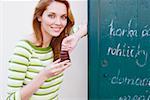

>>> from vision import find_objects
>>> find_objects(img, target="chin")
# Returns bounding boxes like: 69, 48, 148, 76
52, 33, 61, 37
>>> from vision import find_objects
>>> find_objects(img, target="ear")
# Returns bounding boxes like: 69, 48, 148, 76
37, 16, 42, 22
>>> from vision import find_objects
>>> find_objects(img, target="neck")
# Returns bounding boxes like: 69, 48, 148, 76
41, 26, 52, 48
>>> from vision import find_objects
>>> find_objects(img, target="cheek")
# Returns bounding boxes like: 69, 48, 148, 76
62, 20, 67, 27
44, 18, 52, 25
42, 15, 52, 25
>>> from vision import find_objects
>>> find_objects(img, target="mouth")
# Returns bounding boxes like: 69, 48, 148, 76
51, 27, 61, 32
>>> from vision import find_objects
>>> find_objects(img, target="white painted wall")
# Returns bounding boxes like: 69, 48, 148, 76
0, 0, 87, 100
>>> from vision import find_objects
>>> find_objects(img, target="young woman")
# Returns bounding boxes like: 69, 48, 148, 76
6, 0, 87, 100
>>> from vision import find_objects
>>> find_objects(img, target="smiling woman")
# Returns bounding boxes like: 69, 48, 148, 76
3, 0, 87, 100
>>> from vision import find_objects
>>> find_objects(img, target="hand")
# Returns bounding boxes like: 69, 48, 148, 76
62, 34, 80, 53
62, 24, 87, 53
40, 59, 71, 79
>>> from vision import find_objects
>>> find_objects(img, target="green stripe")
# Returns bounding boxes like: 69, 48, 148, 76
16, 45, 32, 54
14, 92, 16, 100
31, 56, 38, 59
9, 61, 28, 66
50, 94, 58, 100
6, 92, 15, 100
27, 68, 39, 73
34, 87, 60, 95
40, 56, 53, 61
14, 53, 29, 61
40, 80, 63, 89
9, 68, 26, 73
46, 73, 63, 82
8, 76, 24, 80
34, 50, 52, 54
29, 63, 44, 67
11, 93, 15, 100
8, 85, 21, 88
22, 40, 52, 51
25, 75, 32, 80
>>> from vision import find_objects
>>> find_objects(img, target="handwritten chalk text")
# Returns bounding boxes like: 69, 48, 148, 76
107, 43, 148, 67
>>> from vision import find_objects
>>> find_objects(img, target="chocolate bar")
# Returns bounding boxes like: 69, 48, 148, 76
60, 50, 71, 62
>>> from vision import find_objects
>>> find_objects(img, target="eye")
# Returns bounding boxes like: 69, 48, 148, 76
48, 14, 55, 19
61, 15, 67, 20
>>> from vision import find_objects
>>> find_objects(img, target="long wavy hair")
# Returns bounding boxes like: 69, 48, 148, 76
33, 0, 74, 61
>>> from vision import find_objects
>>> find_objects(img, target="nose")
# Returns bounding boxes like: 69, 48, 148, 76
55, 17, 61, 25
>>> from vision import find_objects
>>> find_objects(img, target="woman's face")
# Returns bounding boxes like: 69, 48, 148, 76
39, 1, 68, 37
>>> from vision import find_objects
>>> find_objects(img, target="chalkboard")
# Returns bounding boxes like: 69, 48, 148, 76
89, 0, 150, 100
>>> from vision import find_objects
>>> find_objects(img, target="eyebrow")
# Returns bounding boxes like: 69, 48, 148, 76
48, 12, 67, 16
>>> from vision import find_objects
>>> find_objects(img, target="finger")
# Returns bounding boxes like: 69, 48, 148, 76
62, 37, 69, 44
63, 37, 73, 43
59, 60, 70, 65
53, 60, 70, 69
62, 62, 71, 69
61, 48, 69, 51
61, 46, 69, 51
61, 43, 71, 51
55, 62, 72, 72
62, 42, 67, 47
53, 59, 61, 64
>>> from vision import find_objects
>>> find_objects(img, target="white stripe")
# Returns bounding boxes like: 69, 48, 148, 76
9, 63, 27, 72
32, 51, 53, 60
26, 71, 38, 79
35, 85, 60, 94
14, 46, 31, 57
16, 41, 32, 51
8, 78, 23, 87
29, 58, 42, 65
8, 70, 25, 79
10, 55, 29, 64
28, 66, 44, 72
31, 92, 57, 100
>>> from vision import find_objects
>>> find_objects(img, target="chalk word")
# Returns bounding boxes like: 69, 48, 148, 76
111, 70, 150, 87
107, 43, 148, 67
142, 25, 150, 37
109, 19, 138, 38
119, 95, 150, 100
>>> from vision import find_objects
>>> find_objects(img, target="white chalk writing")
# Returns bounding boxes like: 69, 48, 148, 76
111, 70, 150, 87
109, 19, 138, 38
142, 25, 150, 37
119, 95, 150, 100
109, 19, 150, 38
107, 43, 148, 67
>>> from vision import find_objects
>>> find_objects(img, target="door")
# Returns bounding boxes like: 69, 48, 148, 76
89, 0, 150, 99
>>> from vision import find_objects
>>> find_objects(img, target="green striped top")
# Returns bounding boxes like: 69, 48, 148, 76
7, 40, 63, 100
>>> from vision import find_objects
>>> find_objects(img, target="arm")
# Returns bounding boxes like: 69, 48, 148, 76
74, 24, 87, 39
7, 41, 71, 100
7, 42, 31, 100
20, 59, 71, 100
20, 71, 46, 100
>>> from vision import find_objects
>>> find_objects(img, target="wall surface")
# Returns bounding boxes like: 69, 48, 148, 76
0, 0, 87, 100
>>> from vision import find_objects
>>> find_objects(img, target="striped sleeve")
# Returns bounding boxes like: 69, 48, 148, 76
6, 41, 32, 100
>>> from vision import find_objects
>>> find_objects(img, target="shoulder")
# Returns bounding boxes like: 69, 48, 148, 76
24, 33, 41, 47
21, 33, 40, 46
14, 34, 35, 53
23, 33, 36, 43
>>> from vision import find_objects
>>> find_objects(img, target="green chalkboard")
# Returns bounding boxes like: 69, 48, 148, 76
89, 0, 150, 100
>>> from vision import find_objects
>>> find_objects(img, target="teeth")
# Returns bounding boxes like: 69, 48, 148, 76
52, 27, 61, 32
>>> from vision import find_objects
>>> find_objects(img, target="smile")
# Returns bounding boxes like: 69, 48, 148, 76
51, 27, 61, 32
